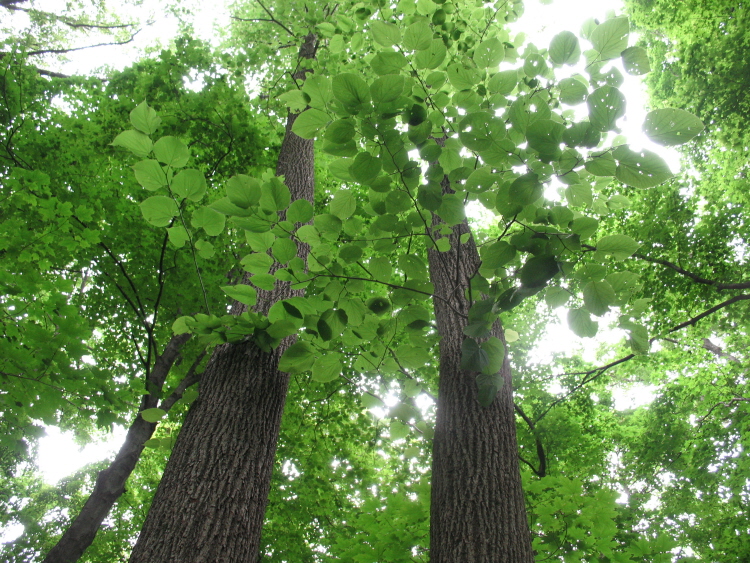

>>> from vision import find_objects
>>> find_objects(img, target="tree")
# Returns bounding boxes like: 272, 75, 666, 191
3, 0, 747, 562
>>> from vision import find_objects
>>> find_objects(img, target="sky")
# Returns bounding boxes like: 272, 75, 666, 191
1, 0, 673, 544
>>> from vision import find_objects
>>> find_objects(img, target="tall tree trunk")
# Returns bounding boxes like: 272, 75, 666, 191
41, 334, 192, 563
128, 37, 316, 563
427, 174, 534, 562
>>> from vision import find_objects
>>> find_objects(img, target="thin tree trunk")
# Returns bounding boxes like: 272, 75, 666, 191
128, 36, 316, 563
42, 333, 193, 563
427, 173, 534, 562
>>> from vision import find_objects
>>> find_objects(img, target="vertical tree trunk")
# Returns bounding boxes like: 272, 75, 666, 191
427, 174, 534, 563
128, 37, 316, 563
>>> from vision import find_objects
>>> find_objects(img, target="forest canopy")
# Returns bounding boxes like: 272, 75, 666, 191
1, 0, 748, 562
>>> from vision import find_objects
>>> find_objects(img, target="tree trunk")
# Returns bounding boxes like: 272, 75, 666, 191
128, 37, 316, 563
427, 174, 534, 562
42, 333, 192, 563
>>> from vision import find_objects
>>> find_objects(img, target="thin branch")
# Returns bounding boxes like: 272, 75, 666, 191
634, 252, 750, 290
231, 0, 295, 37
535, 293, 750, 423
26, 30, 141, 56
514, 403, 547, 477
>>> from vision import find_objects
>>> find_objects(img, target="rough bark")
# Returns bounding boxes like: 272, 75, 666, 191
128, 37, 316, 563
42, 333, 192, 563
427, 174, 534, 563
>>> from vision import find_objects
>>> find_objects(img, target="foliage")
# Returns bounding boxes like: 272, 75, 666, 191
1, 0, 748, 562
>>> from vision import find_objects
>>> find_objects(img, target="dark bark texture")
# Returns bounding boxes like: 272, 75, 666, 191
42, 333, 191, 563
128, 37, 316, 563
427, 175, 534, 563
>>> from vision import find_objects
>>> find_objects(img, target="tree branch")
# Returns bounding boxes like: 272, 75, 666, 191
634, 252, 750, 290
42, 334, 193, 563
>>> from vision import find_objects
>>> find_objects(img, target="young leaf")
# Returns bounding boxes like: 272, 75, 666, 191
549, 31, 580, 65
568, 308, 598, 337
311, 353, 343, 382
153, 136, 190, 167
222, 284, 257, 306
613, 146, 673, 188
140, 196, 178, 227
140, 408, 167, 423
133, 160, 167, 191
582, 280, 616, 316
191, 207, 226, 236
171, 169, 207, 202
226, 175, 261, 209
588, 86, 626, 132
642, 108, 704, 146
291, 109, 329, 139
112, 130, 153, 158
596, 234, 640, 260
589, 16, 629, 61
130, 101, 161, 135
279, 342, 316, 374
621, 46, 651, 75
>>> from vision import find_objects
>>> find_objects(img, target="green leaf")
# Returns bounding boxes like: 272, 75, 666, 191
488, 70, 516, 96
545, 286, 570, 308
132, 160, 167, 191
587, 86, 626, 132
112, 130, 153, 157
130, 101, 161, 135
226, 175, 261, 209
389, 419, 409, 440
589, 16, 629, 61
325, 119, 356, 144
332, 73, 371, 109
597, 234, 640, 260
172, 316, 194, 335
153, 136, 190, 167
167, 226, 189, 248
141, 408, 167, 423
473, 37, 504, 68
272, 238, 297, 263
278, 89, 309, 112
191, 207, 226, 236
549, 31, 580, 65
330, 190, 357, 219
526, 119, 565, 156
481, 241, 516, 269
311, 353, 343, 382
613, 145, 673, 188
568, 308, 598, 337
287, 199, 313, 224
260, 177, 291, 212
291, 109, 329, 139
222, 284, 257, 306
171, 169, 207, 202
559, 77, 588, 105
403, 21, 432, 50
370, 21, 401, 47
350, 152, 381, 184
302, 75, 332, 108
241, 253, 273, 274
396, 345, 431, 369
461, 338, 488, 372
570, 216, 598, 239
519, 255, 559, 288
370, 75, 405, 104
369, 257, 392, 282
140, 195, 178, 227
447, 63, 481, 91
398, 254, 428, 280
583, 280, 616, 316
370, 52, 408, 75
585, 152, 617, 176
279, 342, 316, 374
621, 46, 651, 75
250, 273, 276, 291
642, 108, 704, 146
509, 173, 543, 206
480, 337, 505, 375
414, 39, 447, 70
